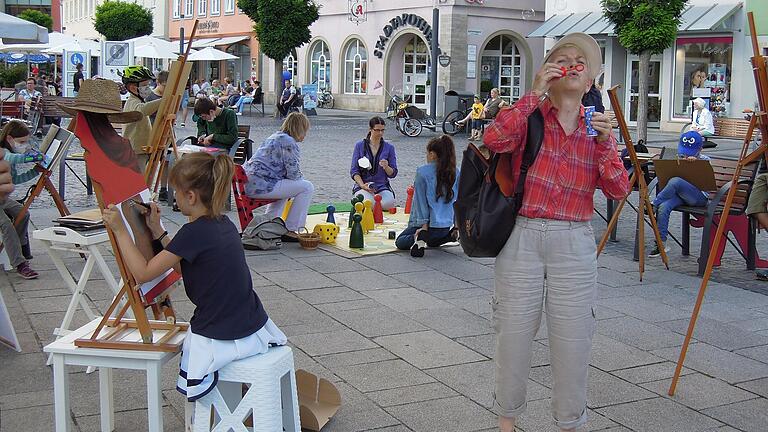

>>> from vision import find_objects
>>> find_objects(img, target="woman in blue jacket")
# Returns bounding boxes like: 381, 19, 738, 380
396, 135, 459, 257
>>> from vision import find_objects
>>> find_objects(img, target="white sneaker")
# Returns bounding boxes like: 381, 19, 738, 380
648, 245, 670, 258
236, 112, 242, 116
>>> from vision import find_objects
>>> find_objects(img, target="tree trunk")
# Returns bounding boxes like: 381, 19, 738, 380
273, 59, 284, 107
636, 50, 651, 143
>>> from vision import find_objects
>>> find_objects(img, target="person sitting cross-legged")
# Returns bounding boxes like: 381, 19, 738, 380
194, 98, 238, 151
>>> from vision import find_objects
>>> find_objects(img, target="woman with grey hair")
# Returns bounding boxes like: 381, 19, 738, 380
690, 97, 715, 137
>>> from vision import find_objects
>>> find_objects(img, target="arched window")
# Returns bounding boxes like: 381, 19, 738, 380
480, 34, 524, 103
283, 49, 298, 82
344, 39, 367, 94
310, 40, 331, 91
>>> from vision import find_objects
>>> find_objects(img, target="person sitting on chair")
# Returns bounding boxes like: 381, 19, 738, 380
194, 98, 238, 151
689, 97, 715, 137
649, 131, 711, 258
277, 80, 297, 118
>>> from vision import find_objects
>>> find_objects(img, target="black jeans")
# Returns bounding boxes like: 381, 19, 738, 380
395, 226, 453, 250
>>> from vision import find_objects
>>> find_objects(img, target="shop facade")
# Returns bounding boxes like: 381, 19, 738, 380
261, 0, 546, 114
167, 0, 259, 84
533, 0, 767, 132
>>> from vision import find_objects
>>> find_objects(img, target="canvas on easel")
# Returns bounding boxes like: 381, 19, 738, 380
652, 159, 717, 192
71, 108, 187, 351
669, 11, 768, 396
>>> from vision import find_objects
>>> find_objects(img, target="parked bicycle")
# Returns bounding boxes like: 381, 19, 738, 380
442, 96, 471, 136
385, 88, 437, 137
317, 88, 334, 109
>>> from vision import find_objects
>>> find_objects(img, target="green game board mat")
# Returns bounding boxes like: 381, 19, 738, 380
308, 202, 353, 215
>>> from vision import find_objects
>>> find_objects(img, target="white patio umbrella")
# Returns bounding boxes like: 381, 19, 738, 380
43, 38, 101, 57
0, 12, 48, 44
127, 35, 192, 59
188, 46, 237, 61
0, 32, 76, 53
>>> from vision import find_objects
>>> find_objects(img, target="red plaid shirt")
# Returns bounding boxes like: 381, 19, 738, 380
483, 92, 629, 222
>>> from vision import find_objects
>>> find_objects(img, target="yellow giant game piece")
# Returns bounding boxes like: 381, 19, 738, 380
313, 223, 340, 244
362, 199, 375, 233
281, 198, 293, 221
354, 202, 366, 233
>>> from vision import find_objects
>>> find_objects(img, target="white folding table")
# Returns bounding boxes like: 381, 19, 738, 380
44, 317, 185, 432
32, 227, 124, 354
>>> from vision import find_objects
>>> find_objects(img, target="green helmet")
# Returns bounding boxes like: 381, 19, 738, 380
119, 65, 155, 84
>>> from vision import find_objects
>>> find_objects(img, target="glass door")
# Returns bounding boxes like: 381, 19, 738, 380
402, 35, 429, 110
625, 55, 662, 127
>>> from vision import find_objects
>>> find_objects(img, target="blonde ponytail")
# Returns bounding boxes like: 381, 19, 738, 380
210, 154, 234, 216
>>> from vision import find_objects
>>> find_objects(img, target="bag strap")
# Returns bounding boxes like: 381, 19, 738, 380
514, 108, 545, 196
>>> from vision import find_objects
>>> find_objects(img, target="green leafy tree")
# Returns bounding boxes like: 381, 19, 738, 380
18, 9, 53, 32
94, 0, 153, 41
238, 0, 319, 93
602, 0, 687, 141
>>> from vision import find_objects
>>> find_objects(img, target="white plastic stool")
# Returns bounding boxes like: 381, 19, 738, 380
193, 345, 301, 432
0, 248, 11, 271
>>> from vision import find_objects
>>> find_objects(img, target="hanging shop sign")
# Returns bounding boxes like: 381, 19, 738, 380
373, 13, 438, 59
438, 54, 451, 67
349, 0, 367, 25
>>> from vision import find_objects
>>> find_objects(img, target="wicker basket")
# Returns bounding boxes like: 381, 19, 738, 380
298, 227, 321, 250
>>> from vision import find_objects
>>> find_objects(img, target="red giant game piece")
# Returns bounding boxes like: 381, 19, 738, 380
405, 185, 414, 214
373, 194, 384, 224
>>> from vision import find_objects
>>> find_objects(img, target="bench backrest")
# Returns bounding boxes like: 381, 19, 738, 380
707, 158, 760, 213
42, 96, 75, 118
0, 101, 23, 118
714, 118, 756, 140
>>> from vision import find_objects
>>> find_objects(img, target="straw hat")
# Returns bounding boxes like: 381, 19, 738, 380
57, 79, 142, 123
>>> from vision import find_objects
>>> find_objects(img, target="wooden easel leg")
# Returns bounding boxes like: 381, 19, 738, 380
597, 172, 637, 255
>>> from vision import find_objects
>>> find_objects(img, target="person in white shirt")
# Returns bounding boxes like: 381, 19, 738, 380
690, 97, 715, 137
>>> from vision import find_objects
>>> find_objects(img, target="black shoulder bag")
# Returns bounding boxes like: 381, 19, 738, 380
454, 109, 545, 257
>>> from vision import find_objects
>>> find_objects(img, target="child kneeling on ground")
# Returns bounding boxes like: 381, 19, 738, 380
102, 153, 286, 431
396, 135, 460, 257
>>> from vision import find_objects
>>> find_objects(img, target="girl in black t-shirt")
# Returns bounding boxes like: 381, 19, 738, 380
102, 153, 286, 427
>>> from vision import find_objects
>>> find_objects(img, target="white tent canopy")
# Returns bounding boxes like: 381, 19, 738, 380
0, 12, 48, 44
0, 32, 75, 53
43, 38, 101, 57
126, 35, 193, 59
188, 46, 237, 61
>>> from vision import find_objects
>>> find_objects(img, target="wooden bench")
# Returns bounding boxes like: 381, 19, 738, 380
713, 117, 757, 141
648, 157, 761, 275
0, 100, 23, 118
42, 96, 74, 120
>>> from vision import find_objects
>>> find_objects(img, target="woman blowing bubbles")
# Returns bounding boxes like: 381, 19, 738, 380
483, 33, 628, 432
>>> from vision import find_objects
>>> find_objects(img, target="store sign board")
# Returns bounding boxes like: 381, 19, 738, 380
349, 0, 367, 25
198, 20, 220, 34
373, 13, 439, 59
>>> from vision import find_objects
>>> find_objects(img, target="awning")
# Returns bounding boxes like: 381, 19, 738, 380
529, 2, 742, 38
190, 36, 248, 49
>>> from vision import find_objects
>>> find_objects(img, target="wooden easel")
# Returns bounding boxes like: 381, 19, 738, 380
597, 85, 669, 280
12, 161, 70, 227
669, 12, 768, 395
144, 21, 197, 193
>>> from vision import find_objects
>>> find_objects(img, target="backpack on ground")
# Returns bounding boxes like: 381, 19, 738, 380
241, 214, 288, 250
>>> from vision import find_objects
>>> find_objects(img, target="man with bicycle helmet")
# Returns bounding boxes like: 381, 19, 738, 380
121, 65, 162, 173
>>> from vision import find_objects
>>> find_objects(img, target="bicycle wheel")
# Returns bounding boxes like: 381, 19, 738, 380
403, 119, 423, 137
442, 110, 466, 136
327, 94, 334, 109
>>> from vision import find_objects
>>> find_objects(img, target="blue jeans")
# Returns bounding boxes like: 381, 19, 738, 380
395, 226, 453, 250
652, 177, 708, 241
236, 96, 253, 113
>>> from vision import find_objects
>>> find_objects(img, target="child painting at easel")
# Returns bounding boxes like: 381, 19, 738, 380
0, 120, 41, 279
102, 152, 286, 430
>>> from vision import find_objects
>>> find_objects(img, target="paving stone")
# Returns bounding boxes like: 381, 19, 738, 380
295, 254, 368, 273
0, 352, 50, 396
0, 404, 55, 432
0, 389, 52, 410
430, 287, 491, 300
698, 301, 768, 323
327, 306, 427, 337
315, 348, 398, 368
734, 344, 768, 363
447, 295, 493, 320
597, 296, 692, 323
374, 331, 486, 369
326, 269, 408, 291
245, 254, 307, 273
291, 286, 368, 305
289, 328, 377, 356
597, 268, 645, 288
596, 316, 685, 351
290, 345, 339, 384
391, 270, 475, 292
385, 395, 497, 432
702, 398, 768, 432
472, 278, 495, 290
363, 288, 454, 312
315, 298, 382, 313
589, 333, 665, 372
596, 397, 723, 432
74, 405, 183, 432
403, 307, 492, 338
652, 343, 768, 384
279, 243, 334, 257
67, 368, 171, 416
16, 288, 73, 299
729, 316, 768, 332
594, 304, 625, 320
737, 377, 768, 398
640, 373, 758, 410
355, 254, 432, 275
596, 283, 636, 299
366, 382, 459, 407
532, 366, 656, 408
261, 268, 340, 291
330, 359, 435, 393
703, 283, 768, 307
417, 252, 495, 281
611, 362, 694, 384
314, 382, 402, 432
516, 398, 616, 432
20, 295, 87, 314
426, 360, 495, 408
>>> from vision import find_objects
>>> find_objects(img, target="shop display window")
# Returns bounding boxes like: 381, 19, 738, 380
673, 37, 732, 119
344, 39, 368, 94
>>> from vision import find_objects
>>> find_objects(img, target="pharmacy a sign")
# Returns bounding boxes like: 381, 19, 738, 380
349, 0, 366, 25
